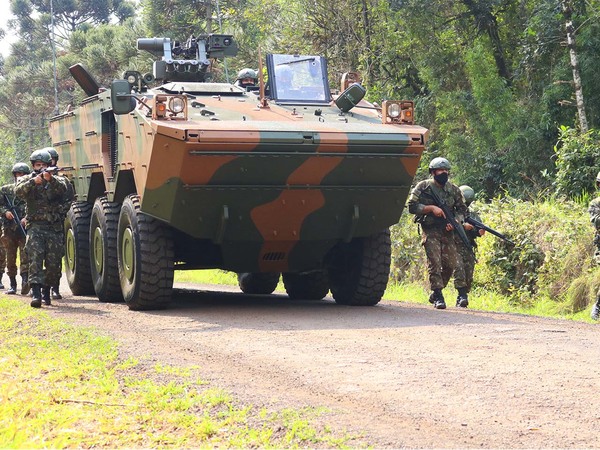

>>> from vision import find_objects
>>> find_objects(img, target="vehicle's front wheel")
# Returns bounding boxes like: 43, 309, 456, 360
64, 201, 94, 295
282, 271, 329, 300
237, 272, 280, 295
327, 229, 391, 306
117, 195, 174, 310
90, 197, 123, 302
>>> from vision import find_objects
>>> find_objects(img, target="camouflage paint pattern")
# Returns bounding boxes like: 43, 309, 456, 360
49, 82, 427, 273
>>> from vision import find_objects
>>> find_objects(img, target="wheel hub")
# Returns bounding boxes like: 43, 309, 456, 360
92, 226, 104, 274
121, 227, 135, 283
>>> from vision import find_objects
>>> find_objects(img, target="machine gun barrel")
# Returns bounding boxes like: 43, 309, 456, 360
465, 217, 515, 246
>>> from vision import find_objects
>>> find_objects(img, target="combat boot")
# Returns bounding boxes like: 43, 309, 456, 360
51, 286, 62, 300
42, 286, 51, 306
6, 276, 17, 295
456, 287, 469, 308
30, 284, 42, 308
21, 273, 30, 296
591, 298, 600, 321
430, 289, 446, 309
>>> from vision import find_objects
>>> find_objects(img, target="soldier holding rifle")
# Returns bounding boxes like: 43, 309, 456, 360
454, 185, 485, 298
15, 149, 67, 308
408, 157, 474, 309
0, 162, 30, 295
588, 171, 600, 320
46, 146, 74, 300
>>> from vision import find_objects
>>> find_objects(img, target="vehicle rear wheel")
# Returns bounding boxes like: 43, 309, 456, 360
117, 194, 174, 310
90, 197, 123, 302
64, 201, 94, 295
237, 272, 280, 295
282, 271, 329, 300
327, 228, 391, 306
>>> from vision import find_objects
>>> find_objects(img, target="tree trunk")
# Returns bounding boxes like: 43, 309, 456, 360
461, 0, 511, 84
562, 0, 588, 133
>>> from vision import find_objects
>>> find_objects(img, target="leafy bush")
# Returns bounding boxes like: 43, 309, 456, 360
554, 127, 600, 198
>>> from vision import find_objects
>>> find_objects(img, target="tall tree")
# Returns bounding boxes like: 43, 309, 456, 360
562, 0, 588, 132
10, 0, 135, 43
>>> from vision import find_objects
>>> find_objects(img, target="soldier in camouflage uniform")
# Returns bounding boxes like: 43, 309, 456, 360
454, 185, 485, 300
0, 229, 6, 290
46, 147, 74, 300
0, 163, 30, 295
588, 171, 600, 320
15, 149, 67, 308
408, 157, 474, 309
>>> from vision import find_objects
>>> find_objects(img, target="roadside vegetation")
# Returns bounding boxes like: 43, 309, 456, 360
0, 297, 358, 448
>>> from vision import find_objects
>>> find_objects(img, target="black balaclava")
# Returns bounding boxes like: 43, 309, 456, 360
433, 172, 449, 186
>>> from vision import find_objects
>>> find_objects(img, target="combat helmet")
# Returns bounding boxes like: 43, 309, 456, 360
29, 149, 52, 165
428, 157, 451, 172
237, 68, 257, 81
459, 185, 475, 205
42, 146, 59, 163
12, 162, 30, 175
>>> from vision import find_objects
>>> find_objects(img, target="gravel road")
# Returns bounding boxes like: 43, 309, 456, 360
41, 280, 600, 448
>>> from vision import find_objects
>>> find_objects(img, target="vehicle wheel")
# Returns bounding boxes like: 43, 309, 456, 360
117, 194, 174, 310
237, 272, 280, 294
282, 271, 329, 300
327, 228, 391, 306
90, 197, 123, 302
64, 201, 94, 295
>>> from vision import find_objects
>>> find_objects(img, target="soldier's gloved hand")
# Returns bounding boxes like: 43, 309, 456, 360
5, 211, 13, 220
463, 222, 474, 231
33, 174, 44, 185
42, 171, 53, 181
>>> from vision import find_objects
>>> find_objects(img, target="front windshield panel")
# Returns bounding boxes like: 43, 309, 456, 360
266, 54, 331, 104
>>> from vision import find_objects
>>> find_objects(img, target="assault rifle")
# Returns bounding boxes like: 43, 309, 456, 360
1, 193, 26, 237
465, 216, 515, 246
422, 186, 476, 257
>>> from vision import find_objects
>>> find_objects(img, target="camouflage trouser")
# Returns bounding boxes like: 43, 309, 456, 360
455, 242, 476, 292
0, 238, 6, 273
1, 226, 27, 278
25, 224, 64, 287
422, 228, 466, 291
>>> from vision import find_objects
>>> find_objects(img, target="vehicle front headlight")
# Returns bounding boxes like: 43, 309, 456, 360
387, 102, 401, 118
169, 97, 186, 114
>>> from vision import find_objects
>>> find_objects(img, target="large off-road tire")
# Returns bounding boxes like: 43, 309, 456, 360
327, 228, 391, 306
282, 271, 329, 300
64, 201, 95, 295
237, 272, 280, 295
90, 197, 123, 302
117, 195, 174, 310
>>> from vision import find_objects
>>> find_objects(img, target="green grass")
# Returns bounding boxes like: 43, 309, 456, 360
0, 297, 360, 448
383, 281, 597, 322
175, 269, 597, 323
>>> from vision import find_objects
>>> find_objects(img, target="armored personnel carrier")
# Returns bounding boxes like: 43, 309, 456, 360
49, 34, 428, 310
